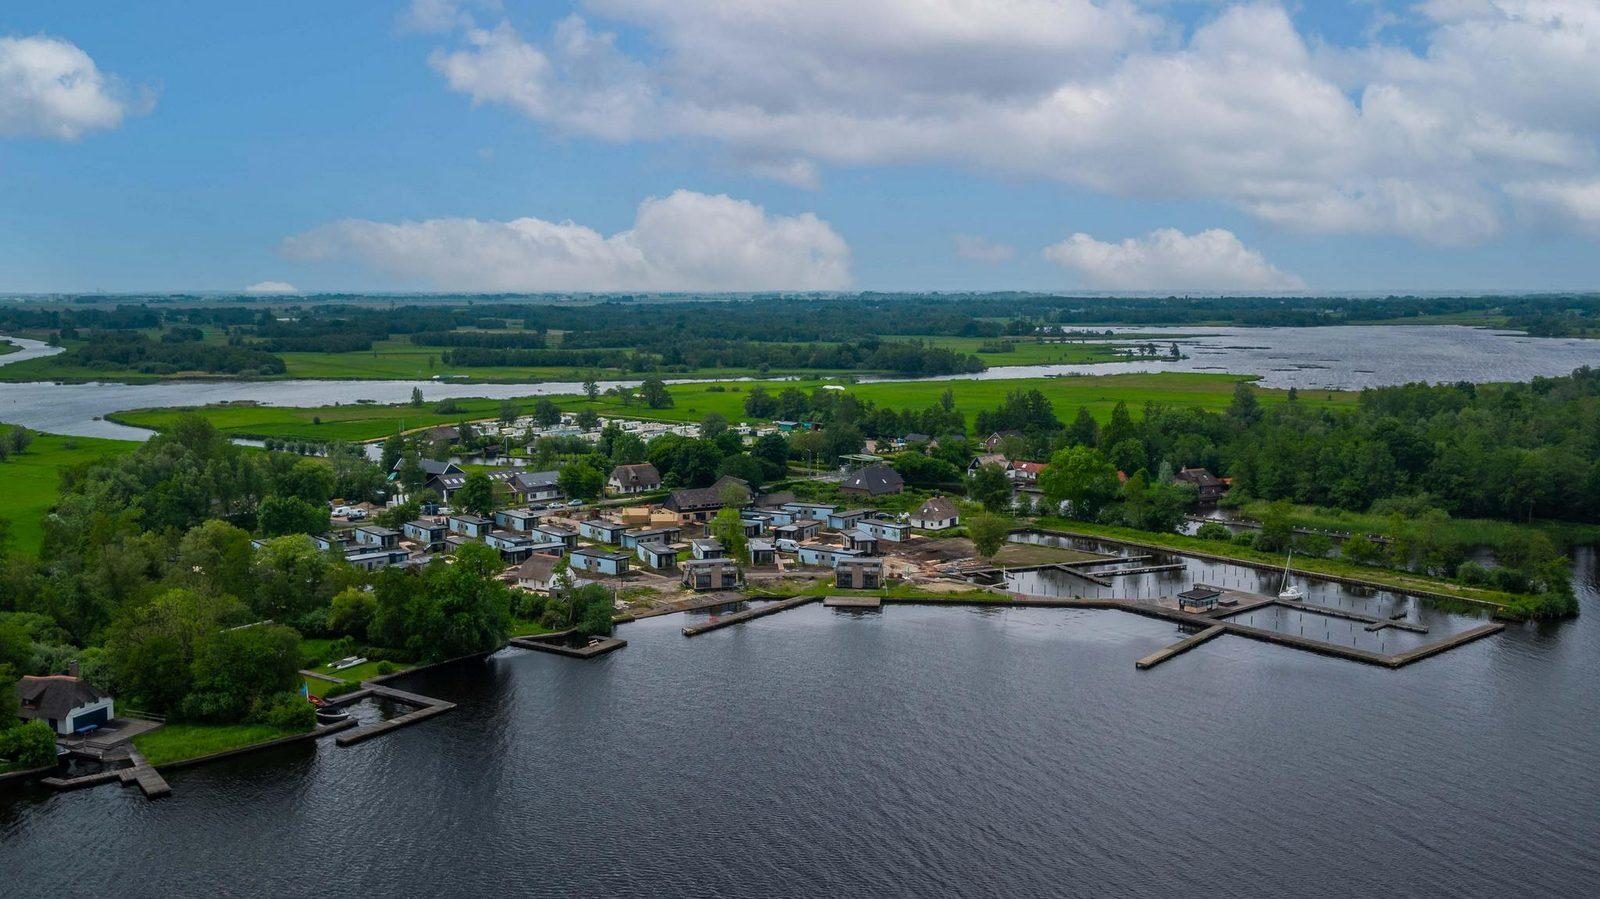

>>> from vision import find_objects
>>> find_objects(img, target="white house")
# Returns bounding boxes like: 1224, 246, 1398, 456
910, 496, 961, 531
17, 673, 114, 735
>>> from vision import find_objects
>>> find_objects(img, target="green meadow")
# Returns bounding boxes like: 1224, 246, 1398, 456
2, 430, 138, 554
108, 371, 1355, 444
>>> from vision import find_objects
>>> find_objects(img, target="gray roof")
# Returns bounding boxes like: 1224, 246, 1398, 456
914, 496, 960, 520
840, 464, 905, 496
17, 675, 107, 721
572, 547, 632, 561
609, 462, 661, 488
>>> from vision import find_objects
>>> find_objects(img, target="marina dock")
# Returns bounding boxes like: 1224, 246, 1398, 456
1136, 625, 1226, 669
509, 633, 628, 658
824, 595, 882, 609
681, 595, 820, 636
335, 684, 457, 747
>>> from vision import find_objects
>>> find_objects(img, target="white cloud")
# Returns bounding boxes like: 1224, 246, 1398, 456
415, 1, 1600, 245
1043, 228, 1304, 292
244, 281, 300, 295
282, 189, 851, 291
1507, 179, 1600, 234
0, 34, 142, 140
953, 234, 1016, 263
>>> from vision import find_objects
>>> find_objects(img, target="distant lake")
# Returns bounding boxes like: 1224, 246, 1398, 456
1, 325, 1596, 440
4, 548, 1597, 897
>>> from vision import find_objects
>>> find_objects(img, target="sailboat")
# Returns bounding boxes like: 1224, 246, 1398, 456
1278, 551, 1305, 600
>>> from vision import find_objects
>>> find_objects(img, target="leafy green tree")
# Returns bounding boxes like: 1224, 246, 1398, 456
0, 618, 32, 673
609, 431, 647, 465
966, 462, 1012, 513
499, 400, 520, 425
558, 461, 605, 500
583, 378, 599, 401
1341, 533, 1382, 565
716, 453, 766, 490
640, 378, 674, 408
414, 542, 511, 661
968, 512, 1013, 561
751, 433, 790, 477
533, 399, 562, 427
455, 472, 497, 516
1099, 401, 1137, 451
1116, 475, 1192, 532
176, 520, 256, 599
375, 498, 421, 530
182, 622, 303, 723
398, 453, 428, 492
107, 587, 243, 713
892, 452, 961, 489
710, 506, 749, 570
1067, 406, 1099, 447
409, 387, 424, 408
1255, 502, 1295, 553
258, 495, 330, 537
743, 387, 778, 418
250, 535, 339, 622
700, 412, 730, 439
1038, 446, 1120, 520
1227, 381, 1262, 426
329, 587, 377, 641
1194, 521, 1233, 541
575, 408, 601, 431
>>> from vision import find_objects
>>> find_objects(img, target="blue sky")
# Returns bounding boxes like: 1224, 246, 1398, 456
2, 1, 1599, 294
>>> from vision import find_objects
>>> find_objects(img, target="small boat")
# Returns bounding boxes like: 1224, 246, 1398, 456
315, 707, 351, 725
1278, 551, 1305, 600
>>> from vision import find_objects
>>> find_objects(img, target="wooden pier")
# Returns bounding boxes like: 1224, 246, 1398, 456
1136, 625, 1225, 669
1273, 597, 1430, 633
824, 595, 882, 609
681, 595, 819, 636
508, 634, 627, 658
119, 749, 170, 799
335, 684, 457, 747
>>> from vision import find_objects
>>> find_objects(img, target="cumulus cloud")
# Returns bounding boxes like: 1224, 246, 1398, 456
244, 281, 300, 295
282, 189, 851, 292
0, 34, 144, 139
414, 1, 1600, 245
1043, 228, 1304, 292
953, 235, 1016, 263
1507, 179, 1600, 234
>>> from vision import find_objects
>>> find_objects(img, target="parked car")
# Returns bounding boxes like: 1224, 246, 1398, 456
346, 509, 368, 521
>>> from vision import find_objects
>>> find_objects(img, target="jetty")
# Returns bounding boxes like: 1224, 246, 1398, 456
682, 595, 819, 636
1136, 625, 1226, 670
335, 684, 457, 747
509, 632, 627, 658
824, 595, 882, 609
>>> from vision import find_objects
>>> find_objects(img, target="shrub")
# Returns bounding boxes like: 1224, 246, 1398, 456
1455, 561, 1491, 587
375, 661, 396, 676
1195, 521, 1232, 541
0, 721, 58, 769
255, 691, 315, 731
1230, 531, 1257, 548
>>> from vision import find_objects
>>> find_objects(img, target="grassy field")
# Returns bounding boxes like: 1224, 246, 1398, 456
1031, 518, 1524, 611
109, 372, 1355, 444
2, 431, 139, 554
1228, 500, 1600, 550
910, 335, 1130, 366
132, 722, 310, 766
0, 339, 17, 356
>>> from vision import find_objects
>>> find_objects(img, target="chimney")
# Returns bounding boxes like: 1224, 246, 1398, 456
68, 659, 80, 678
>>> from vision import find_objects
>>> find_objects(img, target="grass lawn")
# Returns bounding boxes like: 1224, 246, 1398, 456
1031, 518, 1523, 611
133, 722, 309, 766
1, 430, 139, 554
111, 372, 1355, 444
1228, 499, 1600, 551
0, 339, 17, 356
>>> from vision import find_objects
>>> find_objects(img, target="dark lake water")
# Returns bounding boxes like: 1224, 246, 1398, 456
4, 548, 1598, 897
